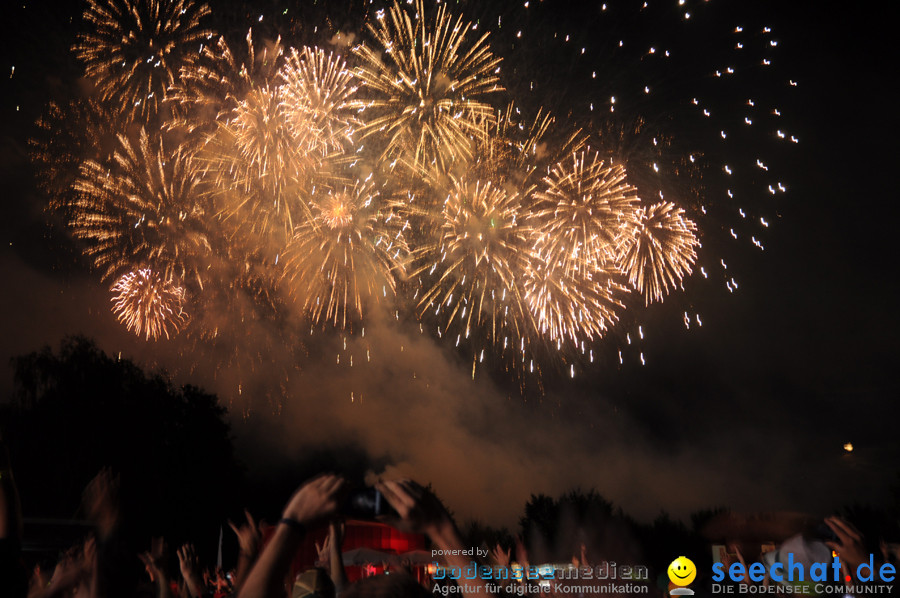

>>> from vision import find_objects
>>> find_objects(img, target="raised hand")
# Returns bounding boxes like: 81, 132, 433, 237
491, 543, 511, 568
314, 530, 332, 567
82, 468, 120, 537
374, 479, 451, 535
237, 474, 345, 598
824, 517, 867, 571
376, 479, 491, 597
229, 509, 262, 560
282, 474, 345, 526
177, 543, 205, 598
139, 537, 166, 583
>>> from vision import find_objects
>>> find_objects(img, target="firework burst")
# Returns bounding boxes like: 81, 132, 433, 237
72, 128, 211, 284
279, 46, 360, 157
618, 202, 700, 305
197, 83, 312, 244
110, 268, 188, 340
74, 0, 213, 123
416, 177, 535, 365
34, 0, 798, 395
533, 151, 641, 278
29, 98, 120, 213
281, 178, 408, 329
470, 104, 585, 193
352, 0, 503, 173
169, 29, 286, 137
177, 31, 308, 246
524, 253, 628, 347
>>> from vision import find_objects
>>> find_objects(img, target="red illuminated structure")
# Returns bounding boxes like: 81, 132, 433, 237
261, 520, 428, 583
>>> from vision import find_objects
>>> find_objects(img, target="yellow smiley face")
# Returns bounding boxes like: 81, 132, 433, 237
668, 556, 696, 586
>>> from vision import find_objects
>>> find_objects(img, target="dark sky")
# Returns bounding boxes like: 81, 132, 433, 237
0, 0, 897, 526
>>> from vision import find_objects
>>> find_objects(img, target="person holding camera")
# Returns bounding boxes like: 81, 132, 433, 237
237, 474, 491, 598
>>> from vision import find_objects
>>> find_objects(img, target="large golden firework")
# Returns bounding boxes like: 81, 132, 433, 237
281, 179, 408, 329
169, 29, 286, 137
416, 177, 534, 360
533, 151, 641, 278
279, 46, 360, 157
110, 268, 188, 340
617, 202, 699, 304
198, 84, 311, 243
352, 0, 502, 173
74, 0, 213, 123
45, 0, 726, 390
524, 253, 628, 347
72, 128, 211, 285
196, 44, 362, 248
29, 98, 120, 213
176, 31, 308, 246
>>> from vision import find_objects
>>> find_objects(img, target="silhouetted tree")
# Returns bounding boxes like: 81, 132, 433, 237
460, 520, 514, 553
634, 512, 707, 577
1, 336, 242, 552
520, 489, 640, 564
520, 493, 558, 559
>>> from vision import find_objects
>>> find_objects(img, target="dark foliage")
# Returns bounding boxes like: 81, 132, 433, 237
1, 336, 242, 551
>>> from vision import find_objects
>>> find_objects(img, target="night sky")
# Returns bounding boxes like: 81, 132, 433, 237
0, 0, 897, 527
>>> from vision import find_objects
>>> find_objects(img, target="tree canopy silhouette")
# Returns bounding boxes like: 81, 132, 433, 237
1, 336, 242, 546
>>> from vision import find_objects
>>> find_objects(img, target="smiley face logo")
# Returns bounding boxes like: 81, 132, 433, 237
668, 556, 696, 586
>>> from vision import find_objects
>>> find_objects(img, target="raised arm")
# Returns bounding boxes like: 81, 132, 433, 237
238, 474, 344, 598
376, 480, 492, 597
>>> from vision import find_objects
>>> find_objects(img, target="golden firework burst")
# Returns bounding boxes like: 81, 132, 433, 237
72, 128, 211, 285
110, 268, 188, 340
533, 151, 641, 278
352, 0, 503, 172
279, 46, 360, 157
416, 176, 534, 355
281, 178, 408, 329
74, 0, 213, 123
618, 201, 699, 304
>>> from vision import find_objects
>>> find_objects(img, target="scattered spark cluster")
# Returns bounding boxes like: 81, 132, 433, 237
619, 202, 700, 305
31, 0, 795, 398
74, 0, 212, 123
71, 128, 211, 285
110, 268, 188, 340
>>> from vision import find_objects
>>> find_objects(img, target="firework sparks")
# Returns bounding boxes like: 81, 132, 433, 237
524, 253, 627, 347
618, 202, 699, 304
281, 178, 408, 329
169, 29, 285, 137
72, 128, 211, 285
532, 152, 640, 281
197, 83, 312, 244
32, 0, 797, 395
176, 30, 309, 245
29, 98, 120, 213
416, 177, 534, 361
279, 46, 360, 157
110, 268, 188, 340
74, 0, 213, 123
352, 0, 503, 172
470, 104, 585, 198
